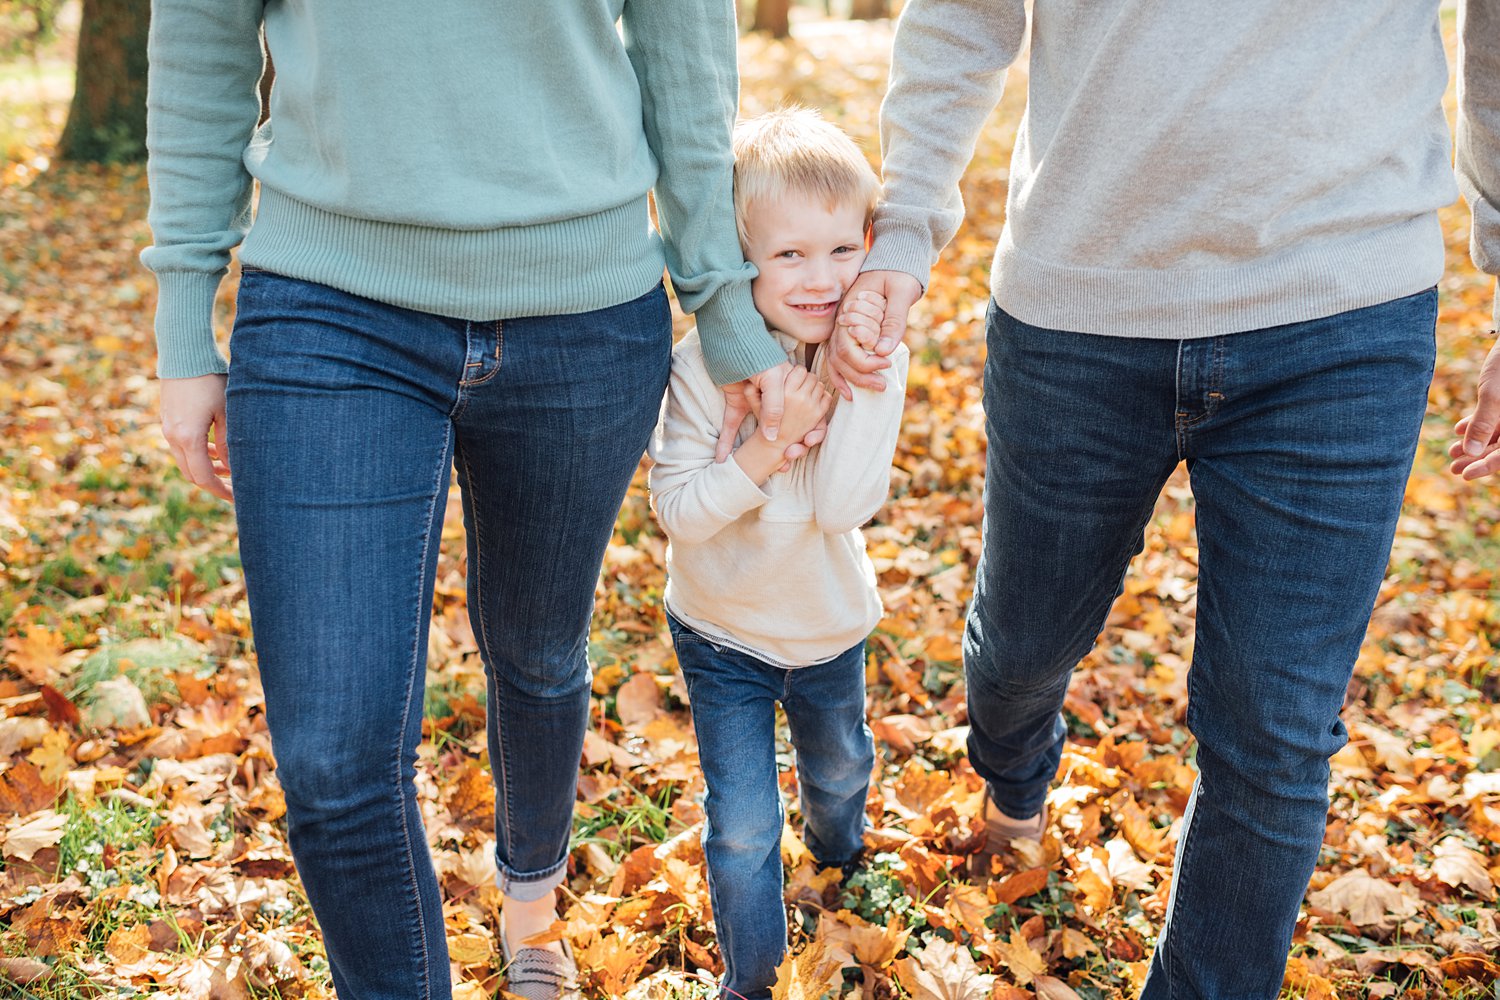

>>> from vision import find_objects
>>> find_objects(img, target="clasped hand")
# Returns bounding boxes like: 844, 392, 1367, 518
715, 290, 887, 463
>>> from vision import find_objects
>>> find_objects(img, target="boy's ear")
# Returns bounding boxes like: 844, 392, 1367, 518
865, 224, 874, 253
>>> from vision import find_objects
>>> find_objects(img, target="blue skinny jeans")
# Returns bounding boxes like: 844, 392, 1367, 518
668, 615, 874, 1000
226, 270, 671, 1000
965, 291, 1436, 1000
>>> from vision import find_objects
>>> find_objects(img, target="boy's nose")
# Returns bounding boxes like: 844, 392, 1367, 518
803, 263, 837, 294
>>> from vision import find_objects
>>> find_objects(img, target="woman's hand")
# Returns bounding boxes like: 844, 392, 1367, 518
160, 374, 233, 501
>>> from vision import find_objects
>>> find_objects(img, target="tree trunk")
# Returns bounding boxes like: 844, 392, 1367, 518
57, 0, 150, 163
751, 0, 790, 38
258, 32, 274, 125
850, 0, 890, 18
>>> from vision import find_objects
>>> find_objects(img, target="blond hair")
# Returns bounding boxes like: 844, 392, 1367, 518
732, 107, 881, 250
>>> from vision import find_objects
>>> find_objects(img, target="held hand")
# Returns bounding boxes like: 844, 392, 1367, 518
160, 374, 233, 502
715, 361, 796, 464
778, 366, 834, 444
1448, 333, 1500, 481
830, 270, 922, 398
716, 378, 757, 463
840, 290, 887, 350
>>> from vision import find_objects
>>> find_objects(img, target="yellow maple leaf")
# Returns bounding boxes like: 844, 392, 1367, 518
991, 929, 1047, 987
26, 729, 71, 787
771, 942, 840, 1000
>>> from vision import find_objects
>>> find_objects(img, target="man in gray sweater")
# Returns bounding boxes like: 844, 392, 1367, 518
831, 2, 1500, 996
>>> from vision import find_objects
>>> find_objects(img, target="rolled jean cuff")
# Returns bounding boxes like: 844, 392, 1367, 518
495, 853, 569, 901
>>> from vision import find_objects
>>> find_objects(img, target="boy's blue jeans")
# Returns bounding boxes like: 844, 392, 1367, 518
226, 270, 671, 1000
967, 292, 1436, 1000
668, 615, 875, 1000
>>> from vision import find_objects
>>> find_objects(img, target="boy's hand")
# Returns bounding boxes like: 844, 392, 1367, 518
731, 365, 831, 484
839, 290, 887, 350
778, 365, 834, 444
717, 361, 821, 465
830, 270, 923, 398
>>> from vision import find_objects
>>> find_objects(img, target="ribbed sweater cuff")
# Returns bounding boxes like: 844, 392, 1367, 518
863, 219, 934, 290
694, 282, 784, 386
706, 457, 773, 517
153, 271, 229, 379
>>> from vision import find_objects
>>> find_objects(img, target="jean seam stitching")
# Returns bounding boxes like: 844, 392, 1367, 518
400, 420, 450, 999
452, 321, 474, 420
459, 442, 517, 884
1172, 340, 1186, 460
459, 320, 504, 388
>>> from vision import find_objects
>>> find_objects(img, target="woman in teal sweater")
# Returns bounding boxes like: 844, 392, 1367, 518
142, 3, 789, 998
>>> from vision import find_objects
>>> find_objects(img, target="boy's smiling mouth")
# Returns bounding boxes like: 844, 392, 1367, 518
791, 301, 838, 314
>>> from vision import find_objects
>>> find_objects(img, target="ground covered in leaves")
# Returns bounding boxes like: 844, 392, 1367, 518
2, 17, 1499, 1000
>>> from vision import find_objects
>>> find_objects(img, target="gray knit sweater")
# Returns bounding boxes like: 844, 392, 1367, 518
864, 0, 1500, 335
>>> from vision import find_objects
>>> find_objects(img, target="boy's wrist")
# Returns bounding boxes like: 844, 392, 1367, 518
733, 432, 791, 485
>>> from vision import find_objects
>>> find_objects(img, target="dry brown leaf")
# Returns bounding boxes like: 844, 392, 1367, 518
881, 658, 930, 706
4, 628, 65, 686
0, 760, 62, 817
1058, 927, 1098, 959
1116, 796, 1167, 861
1430, 837, 1497, 900
0, 717, 52, 758
448, 931, 493, 966
944, 882, 992, 933
577, 927, 656, 996
0, 956, 51, 985
1033, 976, 1084, 1000
615, 671, 663, 730
105, 924, 153, 965
822, 911, 909, 967
898, 937, 995, 1000
1306, 869, 1422, 931
989, 929, 1046, 986
871, 713, 934, 755
992, 867, 1049, 905
771, 942, 841, 1000
1, 808, 64, 862
1103, 838, 1154, 890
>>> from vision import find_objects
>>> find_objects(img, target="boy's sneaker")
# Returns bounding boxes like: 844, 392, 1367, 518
966, 797, 1046, 880
500, 912, 581, 1000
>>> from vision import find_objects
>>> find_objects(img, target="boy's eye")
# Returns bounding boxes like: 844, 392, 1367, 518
833, 245, 861, 255
775, 250, 801, 259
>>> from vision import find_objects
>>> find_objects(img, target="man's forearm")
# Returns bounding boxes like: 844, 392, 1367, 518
862, 0, 1028, 286
1458, 0, 1500, 328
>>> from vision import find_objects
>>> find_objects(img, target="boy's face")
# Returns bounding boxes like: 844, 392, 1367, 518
744, 192, 869, 345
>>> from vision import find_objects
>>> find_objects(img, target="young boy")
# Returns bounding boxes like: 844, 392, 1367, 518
648, 108, 910, 1000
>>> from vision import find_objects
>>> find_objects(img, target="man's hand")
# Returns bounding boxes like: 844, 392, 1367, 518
1449, 333, 1500, 480
161, 374, 233, 501
829, 270, 923, 398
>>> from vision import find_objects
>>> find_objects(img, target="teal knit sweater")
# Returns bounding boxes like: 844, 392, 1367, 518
141, 0, 786, 385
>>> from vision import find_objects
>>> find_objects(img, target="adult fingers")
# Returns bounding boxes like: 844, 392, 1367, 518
757, 371, 785, 442
870, 270, 924, 356
1460, 338, 1500, 460
181, 436, 234, 502
830, 324, 890, 394
717, 384, 752, 462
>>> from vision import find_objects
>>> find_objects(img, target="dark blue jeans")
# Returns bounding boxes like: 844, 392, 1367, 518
226, 271, 671, 1000
966, 292, 1436, 1000
668, 615, 874, 1000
